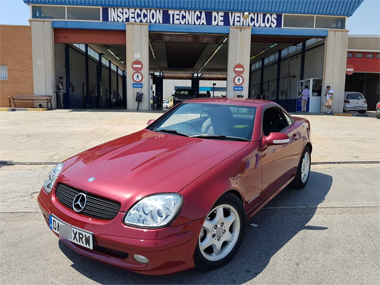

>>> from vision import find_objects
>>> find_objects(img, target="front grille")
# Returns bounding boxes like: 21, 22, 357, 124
56, 183, 121, 220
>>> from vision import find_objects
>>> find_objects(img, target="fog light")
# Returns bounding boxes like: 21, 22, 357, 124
133, 254, 149, 264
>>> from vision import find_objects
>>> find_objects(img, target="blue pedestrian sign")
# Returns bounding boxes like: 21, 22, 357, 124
133, 83, 143, 88
233, 86, 243, 91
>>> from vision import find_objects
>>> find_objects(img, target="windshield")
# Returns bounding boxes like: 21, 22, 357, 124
148, 103, 256, 141
347, 93, 365, 100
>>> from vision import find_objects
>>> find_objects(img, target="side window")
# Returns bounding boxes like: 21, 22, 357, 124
263, 107, 292, 136
263, 108, 279, 136
275, 108, 293, 129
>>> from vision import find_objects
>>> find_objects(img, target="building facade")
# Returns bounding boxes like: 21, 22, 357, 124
3, 0, 375, 112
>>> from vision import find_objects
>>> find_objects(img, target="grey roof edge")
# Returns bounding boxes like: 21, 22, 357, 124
23, 0, 364, 17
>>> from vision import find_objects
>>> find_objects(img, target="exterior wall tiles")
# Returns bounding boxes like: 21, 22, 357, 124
0, 25, 34, 108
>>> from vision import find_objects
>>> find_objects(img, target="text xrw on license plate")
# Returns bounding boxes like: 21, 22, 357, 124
49, 215, 93, 249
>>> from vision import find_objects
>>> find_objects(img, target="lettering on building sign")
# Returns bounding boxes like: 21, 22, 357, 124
104, 8, 282, 28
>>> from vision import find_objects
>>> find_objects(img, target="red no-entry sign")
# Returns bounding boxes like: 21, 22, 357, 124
234, 64, 244, 75
132, 60, 143, 72
346, 64, 354, 75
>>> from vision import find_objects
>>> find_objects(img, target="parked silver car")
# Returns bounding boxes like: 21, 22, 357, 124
343, 91, 368, 114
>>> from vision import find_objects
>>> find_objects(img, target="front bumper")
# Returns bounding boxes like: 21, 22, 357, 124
38, 189, 202, 275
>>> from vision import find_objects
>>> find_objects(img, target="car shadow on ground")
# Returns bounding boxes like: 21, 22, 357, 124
58, 170, 332, 284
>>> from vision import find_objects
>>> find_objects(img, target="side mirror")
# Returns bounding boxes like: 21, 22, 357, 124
147, 119, 155, 125
264, 132, 290, 146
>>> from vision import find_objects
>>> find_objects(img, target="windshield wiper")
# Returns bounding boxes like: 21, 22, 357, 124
156, 129, 189, 137
191, 135, 249, 142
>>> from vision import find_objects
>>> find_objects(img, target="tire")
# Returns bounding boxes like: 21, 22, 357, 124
194, 193, 246, 271
291, 146, 311, 189
358, 110, 366, 114
376, 110, 380, 119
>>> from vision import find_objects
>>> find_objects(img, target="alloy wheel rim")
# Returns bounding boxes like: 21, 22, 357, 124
301, 152, 310, 183
199, 204, 240, 261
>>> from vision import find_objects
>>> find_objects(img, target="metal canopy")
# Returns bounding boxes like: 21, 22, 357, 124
23, 0, 363, 16
88, 32, 313, 80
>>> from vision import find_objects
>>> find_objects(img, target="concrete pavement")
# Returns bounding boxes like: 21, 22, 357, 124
0, 109, 379, 284
0, 109, 379, 213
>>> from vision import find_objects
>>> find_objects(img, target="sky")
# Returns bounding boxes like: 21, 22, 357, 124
0, 0, 379, 35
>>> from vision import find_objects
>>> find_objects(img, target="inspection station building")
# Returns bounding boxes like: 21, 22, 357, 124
1, 0, 379, 112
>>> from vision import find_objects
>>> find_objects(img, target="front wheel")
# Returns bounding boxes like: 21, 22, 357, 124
291, 146, 311, 189
194, 193, 245, 271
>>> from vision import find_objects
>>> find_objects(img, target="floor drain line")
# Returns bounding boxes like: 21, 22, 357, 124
311, 161, 380, 165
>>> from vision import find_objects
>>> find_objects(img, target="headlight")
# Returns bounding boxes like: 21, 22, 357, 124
124, 194, 183, 228
43, 163, 63, 194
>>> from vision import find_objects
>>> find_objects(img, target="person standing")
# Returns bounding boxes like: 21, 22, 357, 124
57, 77, 64, 108
325, 85, 334, 113
300, 85, 310, 112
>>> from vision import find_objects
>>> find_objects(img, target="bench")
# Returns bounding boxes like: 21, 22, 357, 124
8, 95, 53, 110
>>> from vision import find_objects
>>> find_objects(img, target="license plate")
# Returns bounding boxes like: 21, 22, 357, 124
49, 215, 94, 249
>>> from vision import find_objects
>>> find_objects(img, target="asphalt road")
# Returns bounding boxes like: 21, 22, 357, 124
0, 109, 379, 284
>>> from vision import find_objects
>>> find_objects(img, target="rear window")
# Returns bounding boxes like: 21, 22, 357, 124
347, 93, 364, 100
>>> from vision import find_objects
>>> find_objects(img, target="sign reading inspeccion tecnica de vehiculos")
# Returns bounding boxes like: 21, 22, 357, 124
103, 8, 282, 28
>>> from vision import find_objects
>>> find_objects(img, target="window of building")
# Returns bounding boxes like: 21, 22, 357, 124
365, 53, 374, 58
283, 15, 314, 28
102, 57, 110, 66
67, 7, 101, 21
315, 17, 346, 29
355, 53, 363, 58
88, 48, 99, 60
32, 6, 65, 19
288, 46, 296, 54
306, 38, 316, 46
377, 54, 380, 59
0, 66, 8, 80
347, 52, 353, 58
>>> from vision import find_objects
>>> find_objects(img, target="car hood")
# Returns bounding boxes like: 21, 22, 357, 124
59, 129, 248, 211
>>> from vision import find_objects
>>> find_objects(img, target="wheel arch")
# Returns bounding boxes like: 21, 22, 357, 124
306, 142, 312, 153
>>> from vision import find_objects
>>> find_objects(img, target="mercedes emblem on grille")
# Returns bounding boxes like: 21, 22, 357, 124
72, 193, 87, 212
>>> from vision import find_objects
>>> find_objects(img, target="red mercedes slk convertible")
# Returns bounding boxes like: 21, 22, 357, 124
38, 98, 312, 275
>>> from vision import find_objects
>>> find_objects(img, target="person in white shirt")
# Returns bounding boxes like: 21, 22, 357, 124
325, 86, 334, 114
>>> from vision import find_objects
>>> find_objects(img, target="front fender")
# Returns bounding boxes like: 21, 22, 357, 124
171, 142, 260, 227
